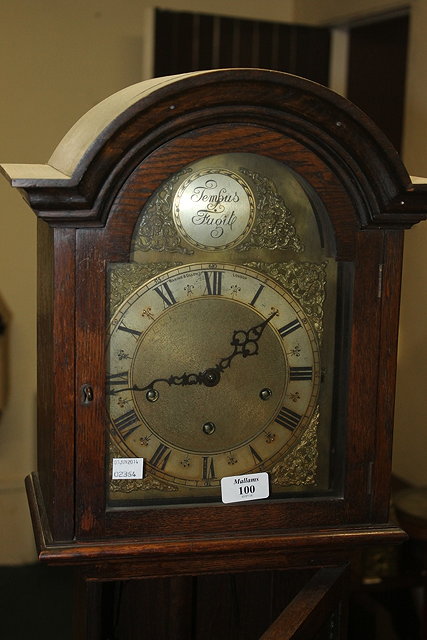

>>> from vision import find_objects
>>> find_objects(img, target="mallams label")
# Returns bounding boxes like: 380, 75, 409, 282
221, 472, 269, 504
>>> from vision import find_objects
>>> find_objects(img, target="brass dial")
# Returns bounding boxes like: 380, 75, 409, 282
107, 263, 320, 489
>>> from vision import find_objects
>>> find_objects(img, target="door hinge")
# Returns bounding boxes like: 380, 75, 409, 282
367, 461, 374, 495
377, 263, 383, 299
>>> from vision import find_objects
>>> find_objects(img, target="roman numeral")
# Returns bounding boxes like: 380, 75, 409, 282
275, 407, 302, 431
154, 282, 177, 307
278, 318, 301, 337
289, 366, 313, 381
249, 284, 264, 307
202, 456, 216, 481
150, 444, 171, 470
106, 371, 129, 395
204, 271, 223, 295
117, 323, 141, 337
114, 409, 141, 439
249, 445, 263, 465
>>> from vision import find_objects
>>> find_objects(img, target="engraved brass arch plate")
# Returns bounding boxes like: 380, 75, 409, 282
173, 168, 255, 250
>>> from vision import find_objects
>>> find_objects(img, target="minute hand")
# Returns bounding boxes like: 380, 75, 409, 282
109, 311, 277, 395
153, 310, 278, 389
213, 310, 278, 376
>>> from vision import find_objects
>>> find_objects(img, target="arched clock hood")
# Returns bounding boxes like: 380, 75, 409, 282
1, 68, 426, 229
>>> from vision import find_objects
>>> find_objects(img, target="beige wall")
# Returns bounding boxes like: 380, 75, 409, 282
155, 0, 295, 22
295, 0, 407, 24
0, 0, 425, 564
0, 0, 147, 564
392, 0, 427, 484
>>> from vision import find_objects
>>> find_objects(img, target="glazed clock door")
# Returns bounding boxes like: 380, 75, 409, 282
107, 262, 320, 500
104, 150, 340, 515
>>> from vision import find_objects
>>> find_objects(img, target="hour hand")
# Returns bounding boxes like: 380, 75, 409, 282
107, 367, 222, 399
156, 311, 277, 390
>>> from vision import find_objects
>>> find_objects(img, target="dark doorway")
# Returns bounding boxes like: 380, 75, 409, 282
347, 14, 409, 152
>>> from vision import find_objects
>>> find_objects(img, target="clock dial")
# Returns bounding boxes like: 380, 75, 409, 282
107, 263, 320, 501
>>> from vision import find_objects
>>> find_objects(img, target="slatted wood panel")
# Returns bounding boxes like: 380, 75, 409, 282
109, 569, 347, 640
155, 10, 330, 85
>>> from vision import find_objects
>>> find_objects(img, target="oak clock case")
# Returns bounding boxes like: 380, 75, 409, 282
3, 67, 425, 597
106, 152, 338, 507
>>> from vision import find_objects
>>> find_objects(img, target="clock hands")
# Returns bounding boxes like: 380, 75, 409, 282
211, 310, 278, 379
151, 309, 278, 392
109, 311, 277, 399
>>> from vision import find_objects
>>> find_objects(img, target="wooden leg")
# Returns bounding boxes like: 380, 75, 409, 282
259, 566, 349, 640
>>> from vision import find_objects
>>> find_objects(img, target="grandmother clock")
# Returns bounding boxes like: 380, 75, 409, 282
2, 69, 427, 638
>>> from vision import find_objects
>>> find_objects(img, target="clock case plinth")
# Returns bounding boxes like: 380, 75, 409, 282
2, 69, 426, 573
